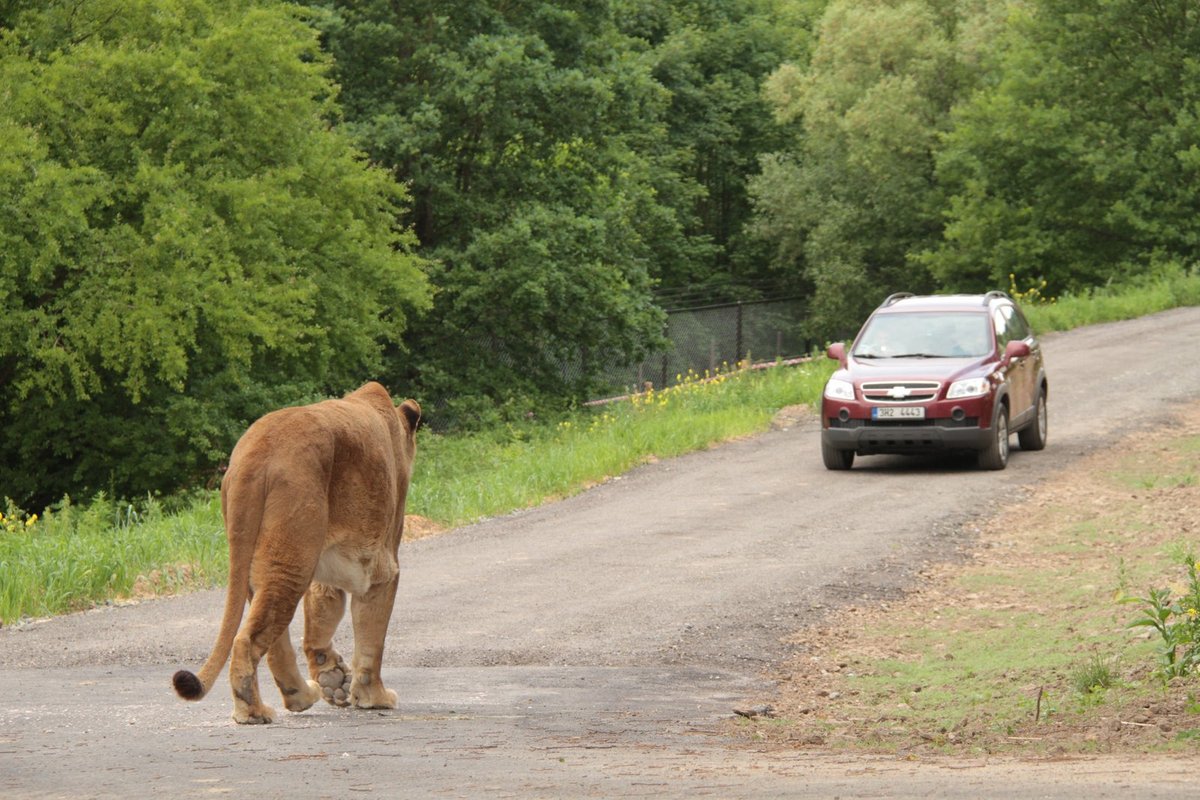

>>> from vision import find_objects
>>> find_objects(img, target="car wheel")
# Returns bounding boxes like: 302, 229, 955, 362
822, 439, 855, 470
978, 404, 1009, 470
1017, 391, 1048, 451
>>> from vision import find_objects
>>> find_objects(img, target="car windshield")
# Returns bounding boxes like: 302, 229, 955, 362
852, 312, 992, 359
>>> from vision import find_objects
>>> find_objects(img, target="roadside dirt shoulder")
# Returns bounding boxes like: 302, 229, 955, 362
754, 402, 1200, 757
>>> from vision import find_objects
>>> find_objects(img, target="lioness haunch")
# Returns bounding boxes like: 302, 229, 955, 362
172, 382, 420, 724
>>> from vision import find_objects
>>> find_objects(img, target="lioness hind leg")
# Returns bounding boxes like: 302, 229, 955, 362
267, 631, 321, 713
230, 579, 311, 724
349, 577, 400, 711
229, 633, 276, 724
303, 582, 353, 707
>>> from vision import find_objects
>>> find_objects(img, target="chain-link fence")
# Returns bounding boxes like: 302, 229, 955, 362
585, 297, 815, 399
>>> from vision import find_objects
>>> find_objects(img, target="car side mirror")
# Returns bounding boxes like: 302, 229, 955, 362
1003, 340, 1031, 362
826, 342, 846, 365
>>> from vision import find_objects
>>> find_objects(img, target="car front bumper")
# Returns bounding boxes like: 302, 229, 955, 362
821, 420, 994, 455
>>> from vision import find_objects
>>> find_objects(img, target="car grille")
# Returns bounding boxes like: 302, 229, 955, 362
860, 380, 941, 403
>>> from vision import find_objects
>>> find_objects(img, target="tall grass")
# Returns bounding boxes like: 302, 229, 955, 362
408, 360, 834, 525
1021, 263, 1200, 333
0, 493, 226, 624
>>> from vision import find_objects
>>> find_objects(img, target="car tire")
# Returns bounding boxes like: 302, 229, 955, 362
822, 439, 855, 470
1017, 391, 1048, 451
978, 404, 1009, 470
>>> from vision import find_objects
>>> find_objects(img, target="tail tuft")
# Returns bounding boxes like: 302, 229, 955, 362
173, 669, 205, 700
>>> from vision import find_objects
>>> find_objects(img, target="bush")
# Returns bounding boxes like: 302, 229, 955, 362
1125, 548, 1200, 683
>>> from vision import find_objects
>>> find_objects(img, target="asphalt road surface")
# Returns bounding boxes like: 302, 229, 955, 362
4, 307, 1200, 798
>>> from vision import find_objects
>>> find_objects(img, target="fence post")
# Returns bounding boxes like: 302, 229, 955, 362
735, 302, 744, 364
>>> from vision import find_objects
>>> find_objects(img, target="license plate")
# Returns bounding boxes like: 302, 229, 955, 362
872, 406, 925, 420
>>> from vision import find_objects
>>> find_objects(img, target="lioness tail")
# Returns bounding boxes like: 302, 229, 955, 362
172, 669, 205, 700
171, 468, 261, 703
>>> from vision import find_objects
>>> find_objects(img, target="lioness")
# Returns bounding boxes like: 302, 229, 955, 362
172, 382, 421, 724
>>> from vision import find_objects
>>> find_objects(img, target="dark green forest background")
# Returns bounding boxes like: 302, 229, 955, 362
2, 0, 1198, 507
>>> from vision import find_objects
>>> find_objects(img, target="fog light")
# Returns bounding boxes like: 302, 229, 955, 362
951, 407, 965, 422
838, 408, 851, 422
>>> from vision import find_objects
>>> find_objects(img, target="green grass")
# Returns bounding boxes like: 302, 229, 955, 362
409, 361, 833, 526
1021, 263, 1200, 333
0, 493, 227, 624
1111, 436, 1200, 492
3, 267, 1199, 625
1072, 655, 1120, 695
851, 603, 1134, 741
809, 547, 1169, 752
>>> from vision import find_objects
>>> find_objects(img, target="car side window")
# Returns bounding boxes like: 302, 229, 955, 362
1001, 305, 1031, 341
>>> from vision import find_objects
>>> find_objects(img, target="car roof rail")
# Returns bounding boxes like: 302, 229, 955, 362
880, 292, 914, 307
982, 290, 1012, 305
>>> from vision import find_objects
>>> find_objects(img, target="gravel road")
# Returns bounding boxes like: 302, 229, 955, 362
3, 307, 1200, 798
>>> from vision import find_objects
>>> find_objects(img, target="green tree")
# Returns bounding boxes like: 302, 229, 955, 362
316, 1, 676, 416
0, 0, 430, 508
750, 0, 1003, 337
924, 0, 1200, 292
619, 0, 813, 304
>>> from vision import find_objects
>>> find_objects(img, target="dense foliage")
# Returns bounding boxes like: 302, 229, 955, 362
750, 0, 1007, 338
312, 0, 811, 413
923, 0, 1200, 292
2, 0, 1198, 506
0, 1, 430, 506
314, 0, 674, 413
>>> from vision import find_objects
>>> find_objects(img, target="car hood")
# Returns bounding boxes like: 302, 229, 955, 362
838, 355, 993, 383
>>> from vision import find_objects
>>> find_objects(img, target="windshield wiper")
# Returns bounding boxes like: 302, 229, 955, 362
854, 352, 951, 359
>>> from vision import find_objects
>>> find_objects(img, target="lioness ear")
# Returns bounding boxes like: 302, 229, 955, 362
399, 399, 422, 432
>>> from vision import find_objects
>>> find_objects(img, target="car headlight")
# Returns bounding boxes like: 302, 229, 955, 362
824, 379, 855, 401
947, 377, 988, 399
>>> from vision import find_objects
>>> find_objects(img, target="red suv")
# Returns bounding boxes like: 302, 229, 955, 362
821, 292, 1048, 470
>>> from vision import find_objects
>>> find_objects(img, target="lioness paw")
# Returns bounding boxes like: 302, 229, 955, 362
316, 656, 352, 707
282, 680, 322, 713
233, 704, 276, 725
351, 685, 398, 710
